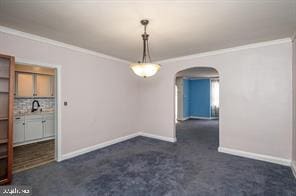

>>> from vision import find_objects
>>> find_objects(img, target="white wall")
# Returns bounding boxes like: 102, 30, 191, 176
138, 40, 293, 161
175, 77, 183, 120
292, 38, 296, 171
0, 29, 140, 157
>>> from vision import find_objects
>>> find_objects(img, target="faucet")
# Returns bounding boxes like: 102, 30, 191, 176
31, 100, 40, 112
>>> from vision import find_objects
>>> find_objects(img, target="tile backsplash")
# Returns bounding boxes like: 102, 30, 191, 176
14, 98, 55, 113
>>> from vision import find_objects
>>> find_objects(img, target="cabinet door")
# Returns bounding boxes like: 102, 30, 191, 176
13, 119, 25, 144
36, 75, 52, 97
16, 73, 34, 97
44, 118, 54, 137
25, 119, 43, 141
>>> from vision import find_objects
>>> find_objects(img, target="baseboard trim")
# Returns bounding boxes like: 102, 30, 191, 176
178, 117, 190, 121
292, 161, 296, 178
189, 116, 218, 120
61, 132, 176, 161
140, 132, 177, 143
218, 147, 291, 166
61, 133, 140, 161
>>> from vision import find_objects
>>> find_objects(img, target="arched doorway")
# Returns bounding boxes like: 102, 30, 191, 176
174, 67, 220, 148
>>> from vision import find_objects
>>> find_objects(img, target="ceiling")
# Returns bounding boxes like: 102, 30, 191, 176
0, 0, 295, 61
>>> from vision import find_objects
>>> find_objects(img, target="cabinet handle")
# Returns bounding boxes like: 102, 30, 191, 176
23, 123, 25, 125
16, 117, 20, 119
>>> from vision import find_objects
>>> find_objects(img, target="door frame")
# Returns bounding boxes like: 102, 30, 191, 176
15, 57, 62, 161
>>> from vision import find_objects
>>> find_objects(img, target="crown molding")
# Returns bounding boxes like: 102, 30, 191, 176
157, 38, 292, 64
0, 25, 293, 65
0, 25, 130, 64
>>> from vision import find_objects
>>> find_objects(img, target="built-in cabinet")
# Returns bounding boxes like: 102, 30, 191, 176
14, 113, 55, 146
15, 72, 54, 97
0, 54, 14, 185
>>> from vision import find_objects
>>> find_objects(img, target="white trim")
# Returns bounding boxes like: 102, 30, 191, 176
140, 132, 177, 143
13, 137, 54, 147
178, 117, 190, 121
189, 116, 218, 120
209, 79, 212, 118
292, 161, 296, 178
218, 147, 291, 166
157, 38, 292, 64
1, 26, 291, 65
15, 57, 63, 162
61, 133, 140, 161
60, 132, 176, 161
0, 26, 129, 64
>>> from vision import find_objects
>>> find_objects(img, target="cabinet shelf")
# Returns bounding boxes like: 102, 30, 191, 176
0, 154, 8, 160
0, 53, 14, 184
0, 139, 8, 144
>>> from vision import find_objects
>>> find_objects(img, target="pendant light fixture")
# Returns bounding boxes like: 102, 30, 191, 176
130, 19, 160, 78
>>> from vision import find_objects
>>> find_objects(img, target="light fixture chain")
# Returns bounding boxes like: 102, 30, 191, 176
146, 39, 152, 62
130, 19, 160, 78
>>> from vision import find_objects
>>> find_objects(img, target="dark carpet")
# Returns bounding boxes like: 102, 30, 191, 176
12, 119, 296, 196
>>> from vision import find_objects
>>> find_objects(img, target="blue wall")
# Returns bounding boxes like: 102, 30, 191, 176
183, 79, 211, 118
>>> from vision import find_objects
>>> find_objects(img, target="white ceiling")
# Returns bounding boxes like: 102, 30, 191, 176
0, 0, 295, 61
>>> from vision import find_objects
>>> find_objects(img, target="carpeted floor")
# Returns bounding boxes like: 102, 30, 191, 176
12, 119, 296, 195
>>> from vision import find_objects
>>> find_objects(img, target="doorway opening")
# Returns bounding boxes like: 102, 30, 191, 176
13, 63, 57, 173
175, 67, 220, 147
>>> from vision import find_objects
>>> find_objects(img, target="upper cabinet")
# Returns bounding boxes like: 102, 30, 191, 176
16, 73, 34, 97
15, 64, 55, 98
15, 73, 54, 98
36, 74, 54, 97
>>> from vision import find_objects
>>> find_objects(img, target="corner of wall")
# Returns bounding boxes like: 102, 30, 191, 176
291, 38, 296, 177
292, 161, 296, 178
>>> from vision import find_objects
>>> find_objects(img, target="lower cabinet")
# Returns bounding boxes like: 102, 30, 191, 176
43, 115, 54, 137
13, 113, 55, 146
25, 118, 43, 141
13, 117, 25, 143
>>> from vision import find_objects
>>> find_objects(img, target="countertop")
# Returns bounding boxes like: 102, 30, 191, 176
14, 111, 54, 117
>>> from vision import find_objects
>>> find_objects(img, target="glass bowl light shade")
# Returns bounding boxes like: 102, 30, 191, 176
130, 63, 160, 78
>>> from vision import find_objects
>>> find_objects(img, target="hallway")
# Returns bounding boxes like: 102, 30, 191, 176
176, 119, 219, 150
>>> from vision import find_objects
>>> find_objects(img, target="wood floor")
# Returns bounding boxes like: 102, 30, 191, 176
13, 139, 55, 173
